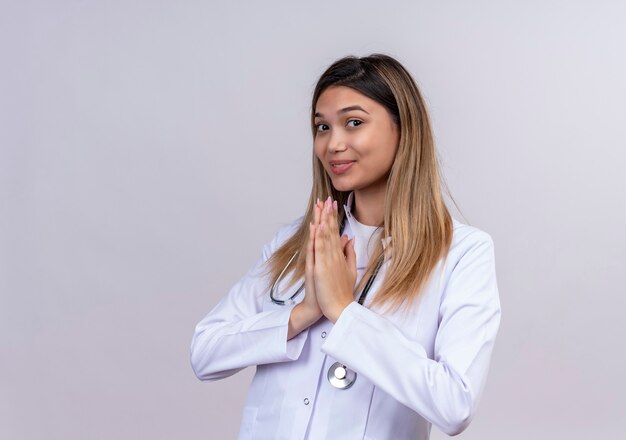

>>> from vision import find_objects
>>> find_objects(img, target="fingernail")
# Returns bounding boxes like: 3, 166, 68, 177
316, 197, 320, 205
333, 200, 337, 211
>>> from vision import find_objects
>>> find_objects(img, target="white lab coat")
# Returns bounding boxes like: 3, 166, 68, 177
191, 191, 501, 439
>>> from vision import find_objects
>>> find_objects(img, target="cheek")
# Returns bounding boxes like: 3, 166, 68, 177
313, 139, 325, 160
380, 128, 399, 159
367, 137, 398, 170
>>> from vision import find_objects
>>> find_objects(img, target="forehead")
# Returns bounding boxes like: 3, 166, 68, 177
315, 86, 378, 114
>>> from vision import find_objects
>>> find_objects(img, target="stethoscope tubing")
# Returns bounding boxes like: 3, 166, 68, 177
269, 216, 346, 305
269, 215, 384, 306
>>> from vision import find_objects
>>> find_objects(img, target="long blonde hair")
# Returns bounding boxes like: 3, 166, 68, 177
264, 53, 456, 313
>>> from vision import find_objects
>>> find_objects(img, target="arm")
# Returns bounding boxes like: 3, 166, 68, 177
190, 218, 311, 382
321, 231, 501, 436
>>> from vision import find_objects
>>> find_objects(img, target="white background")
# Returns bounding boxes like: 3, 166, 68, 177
1, 1, 625, 439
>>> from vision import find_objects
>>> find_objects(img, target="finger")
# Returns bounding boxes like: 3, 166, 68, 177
325, 198, 341, 247
314, 198, 322, 226
328, 199, 339, 236
324, 197, 337, 236
315, 222, 327, 257
321, 197, 340, 248
320, 196, 330, 235
307, 222, 316, 267
346, 238, 357, 277
340, 234, 350, 253
306, 223, 319, 305
327, 199, 339, 243
316, 201, 327, 242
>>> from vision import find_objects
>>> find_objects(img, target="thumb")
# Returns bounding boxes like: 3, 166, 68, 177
346, 238, 357, 268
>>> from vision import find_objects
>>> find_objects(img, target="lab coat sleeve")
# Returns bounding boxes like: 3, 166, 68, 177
190, 218, 310, 382
321, 231, 501, 436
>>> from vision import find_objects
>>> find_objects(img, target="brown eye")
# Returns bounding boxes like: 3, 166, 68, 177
316, 123, 329, 132
347, 120, 362, 127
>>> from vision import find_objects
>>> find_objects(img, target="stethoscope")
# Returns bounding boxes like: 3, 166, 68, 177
268, 215, 385, 389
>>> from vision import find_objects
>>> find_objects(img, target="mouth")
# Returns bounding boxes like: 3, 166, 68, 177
330, 161, 355, 175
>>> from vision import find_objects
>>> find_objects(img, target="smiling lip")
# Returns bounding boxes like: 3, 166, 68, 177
330, 161, 355, 175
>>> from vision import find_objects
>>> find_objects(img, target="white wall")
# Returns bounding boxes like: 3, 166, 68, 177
1, 1, 624, 439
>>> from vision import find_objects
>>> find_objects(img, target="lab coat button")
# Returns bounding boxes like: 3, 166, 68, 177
321, 331, 327, 338
303, 398, 310, 405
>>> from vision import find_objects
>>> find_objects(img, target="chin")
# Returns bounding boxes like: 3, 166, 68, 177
329, 179, 355, 193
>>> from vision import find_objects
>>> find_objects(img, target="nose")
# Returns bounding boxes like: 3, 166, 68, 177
328, 129, 348, 153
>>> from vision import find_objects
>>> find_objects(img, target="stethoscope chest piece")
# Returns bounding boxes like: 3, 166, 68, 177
327, 362, 357, 389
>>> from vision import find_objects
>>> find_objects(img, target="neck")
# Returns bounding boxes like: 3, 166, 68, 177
352, 186, 386, 227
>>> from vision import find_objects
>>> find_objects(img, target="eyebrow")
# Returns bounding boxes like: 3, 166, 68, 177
314, 105, 369, 118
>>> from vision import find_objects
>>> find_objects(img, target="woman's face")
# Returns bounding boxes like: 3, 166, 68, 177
313, 86, 399, 194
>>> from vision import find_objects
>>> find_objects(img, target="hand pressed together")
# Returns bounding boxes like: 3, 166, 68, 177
289, 196, 357, 340
304, 196, 357, 324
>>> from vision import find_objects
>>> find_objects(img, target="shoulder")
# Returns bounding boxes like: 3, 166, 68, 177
450, 217, 495, 254
435, 217, 500, 308
442, 217, 497, 277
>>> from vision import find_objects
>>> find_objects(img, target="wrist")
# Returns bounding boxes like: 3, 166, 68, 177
295, 302, 323, 324
327, 300, 352, 324
288, 303, 322, 340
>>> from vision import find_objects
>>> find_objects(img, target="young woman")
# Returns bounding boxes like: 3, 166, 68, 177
191, 53, 501, 439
